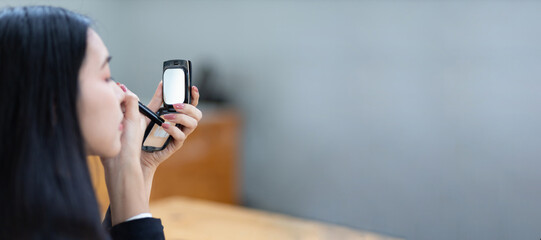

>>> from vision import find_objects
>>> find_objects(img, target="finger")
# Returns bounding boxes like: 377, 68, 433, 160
161, 122, 186, 147
123, 88, 141, 122
147, 81, 163, 112
171, 104, 203, 122
162, 114, 198, 136
191, 86, 199, 107
142, 81, 163, 125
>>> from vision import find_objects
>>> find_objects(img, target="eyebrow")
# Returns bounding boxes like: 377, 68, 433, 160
101, 56, 112, 69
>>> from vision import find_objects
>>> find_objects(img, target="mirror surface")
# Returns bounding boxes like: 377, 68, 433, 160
163, 68, 185, 104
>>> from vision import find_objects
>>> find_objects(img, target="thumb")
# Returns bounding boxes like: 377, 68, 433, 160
147, 81, 163, 112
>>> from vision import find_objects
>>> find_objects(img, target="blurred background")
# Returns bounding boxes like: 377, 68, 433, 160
3, 0, 541, 239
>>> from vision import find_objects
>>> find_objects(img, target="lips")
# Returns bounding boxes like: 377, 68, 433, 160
118, 113, 124, 131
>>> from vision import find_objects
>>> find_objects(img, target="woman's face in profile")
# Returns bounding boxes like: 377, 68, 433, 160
77, 29, 125, 157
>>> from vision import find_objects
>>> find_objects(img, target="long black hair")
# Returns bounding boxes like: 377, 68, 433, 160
0, 6, 108, 239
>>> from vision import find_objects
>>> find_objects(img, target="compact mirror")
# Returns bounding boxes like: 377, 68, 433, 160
142, 109, 173, 152
142, 122, 169, 149
142, 59, 191, 152
163, 68, 185, 105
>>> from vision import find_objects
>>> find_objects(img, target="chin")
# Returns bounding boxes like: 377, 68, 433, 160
109, 144, 122, 157
98, 142, 122, 159
85, 133, 123, 158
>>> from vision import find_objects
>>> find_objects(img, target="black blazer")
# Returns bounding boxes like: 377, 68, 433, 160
102, 208, 165, 240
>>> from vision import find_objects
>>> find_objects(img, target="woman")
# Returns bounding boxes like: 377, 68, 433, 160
0, 6, 202, 239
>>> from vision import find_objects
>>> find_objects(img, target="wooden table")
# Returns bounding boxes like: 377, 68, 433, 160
150, 197, 402, 240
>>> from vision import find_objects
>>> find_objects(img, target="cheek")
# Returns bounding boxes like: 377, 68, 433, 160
78, 85, 122, 157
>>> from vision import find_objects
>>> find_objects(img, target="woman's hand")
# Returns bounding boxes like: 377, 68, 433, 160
100, 86, 149, 225
140, 82, 202, 190
102, 86, 147, 167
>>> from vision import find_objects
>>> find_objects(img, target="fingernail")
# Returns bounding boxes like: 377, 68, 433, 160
120, 84, 127, 92
193, 86, 199, 93
162, 122, 170, 129
173, 103, 184, 109
163, 114, 176, 120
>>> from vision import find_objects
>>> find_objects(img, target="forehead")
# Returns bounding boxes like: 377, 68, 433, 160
86, 29, 109, 63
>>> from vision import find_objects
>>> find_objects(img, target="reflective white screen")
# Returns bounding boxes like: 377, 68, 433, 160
163, 68, 185, 104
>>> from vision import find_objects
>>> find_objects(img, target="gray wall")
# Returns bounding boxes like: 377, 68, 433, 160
3, 0, 541, 239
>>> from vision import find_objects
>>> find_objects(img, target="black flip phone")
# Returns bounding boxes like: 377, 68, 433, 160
141, 59, 192, 152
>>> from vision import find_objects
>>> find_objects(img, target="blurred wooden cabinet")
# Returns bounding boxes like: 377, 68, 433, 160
88, 108, 241, 214
150, 109, 241, 204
